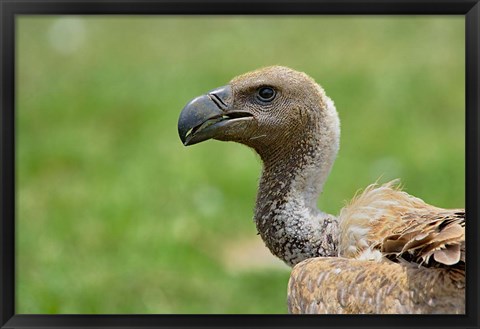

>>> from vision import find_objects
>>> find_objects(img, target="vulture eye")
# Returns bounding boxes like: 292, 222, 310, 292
256, 87, 276, 102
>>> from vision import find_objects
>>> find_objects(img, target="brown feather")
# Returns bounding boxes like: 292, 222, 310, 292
288, 257, 465, 314
291, 182, 465, 314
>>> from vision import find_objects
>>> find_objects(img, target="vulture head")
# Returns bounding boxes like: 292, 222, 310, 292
178, 66, 340, 166
178, 66, 341, 265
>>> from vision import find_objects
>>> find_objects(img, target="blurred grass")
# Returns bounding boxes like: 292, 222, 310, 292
16, 16, 464, 314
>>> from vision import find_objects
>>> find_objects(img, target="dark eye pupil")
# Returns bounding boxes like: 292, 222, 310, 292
257, 87, 275, 101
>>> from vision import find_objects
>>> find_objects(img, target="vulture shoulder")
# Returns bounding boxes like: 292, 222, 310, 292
288, 182, 465, 314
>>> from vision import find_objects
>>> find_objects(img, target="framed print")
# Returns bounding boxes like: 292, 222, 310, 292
1, 1, 479, 328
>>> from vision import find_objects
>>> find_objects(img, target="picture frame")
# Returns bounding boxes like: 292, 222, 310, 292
1, 0, 479, 328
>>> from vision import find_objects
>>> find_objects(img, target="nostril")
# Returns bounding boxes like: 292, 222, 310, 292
210, 92, 228, 108
208, 94, 227, 111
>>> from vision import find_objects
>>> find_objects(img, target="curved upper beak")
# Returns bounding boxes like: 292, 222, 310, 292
178, 85, 252, 146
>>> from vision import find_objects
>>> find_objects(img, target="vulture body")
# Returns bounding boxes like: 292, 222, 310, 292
177, 66, 465, 314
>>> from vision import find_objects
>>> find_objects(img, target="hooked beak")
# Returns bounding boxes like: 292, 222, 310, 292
178, 85, 253, 146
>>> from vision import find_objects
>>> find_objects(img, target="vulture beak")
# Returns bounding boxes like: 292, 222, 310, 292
178, 85, 253, 146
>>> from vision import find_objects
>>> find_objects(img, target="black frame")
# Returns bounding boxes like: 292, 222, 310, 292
1, 1, 479, 328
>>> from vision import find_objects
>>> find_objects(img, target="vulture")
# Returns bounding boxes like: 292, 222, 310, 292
177, 66, 465, 314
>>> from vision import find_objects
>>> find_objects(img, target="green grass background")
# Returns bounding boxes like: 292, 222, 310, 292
16, 16, 464, 314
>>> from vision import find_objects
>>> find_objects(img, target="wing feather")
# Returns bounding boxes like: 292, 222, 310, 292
290, 181, 465, 314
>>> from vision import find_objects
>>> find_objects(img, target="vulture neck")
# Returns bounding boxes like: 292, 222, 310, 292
253, 100, 340, 267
